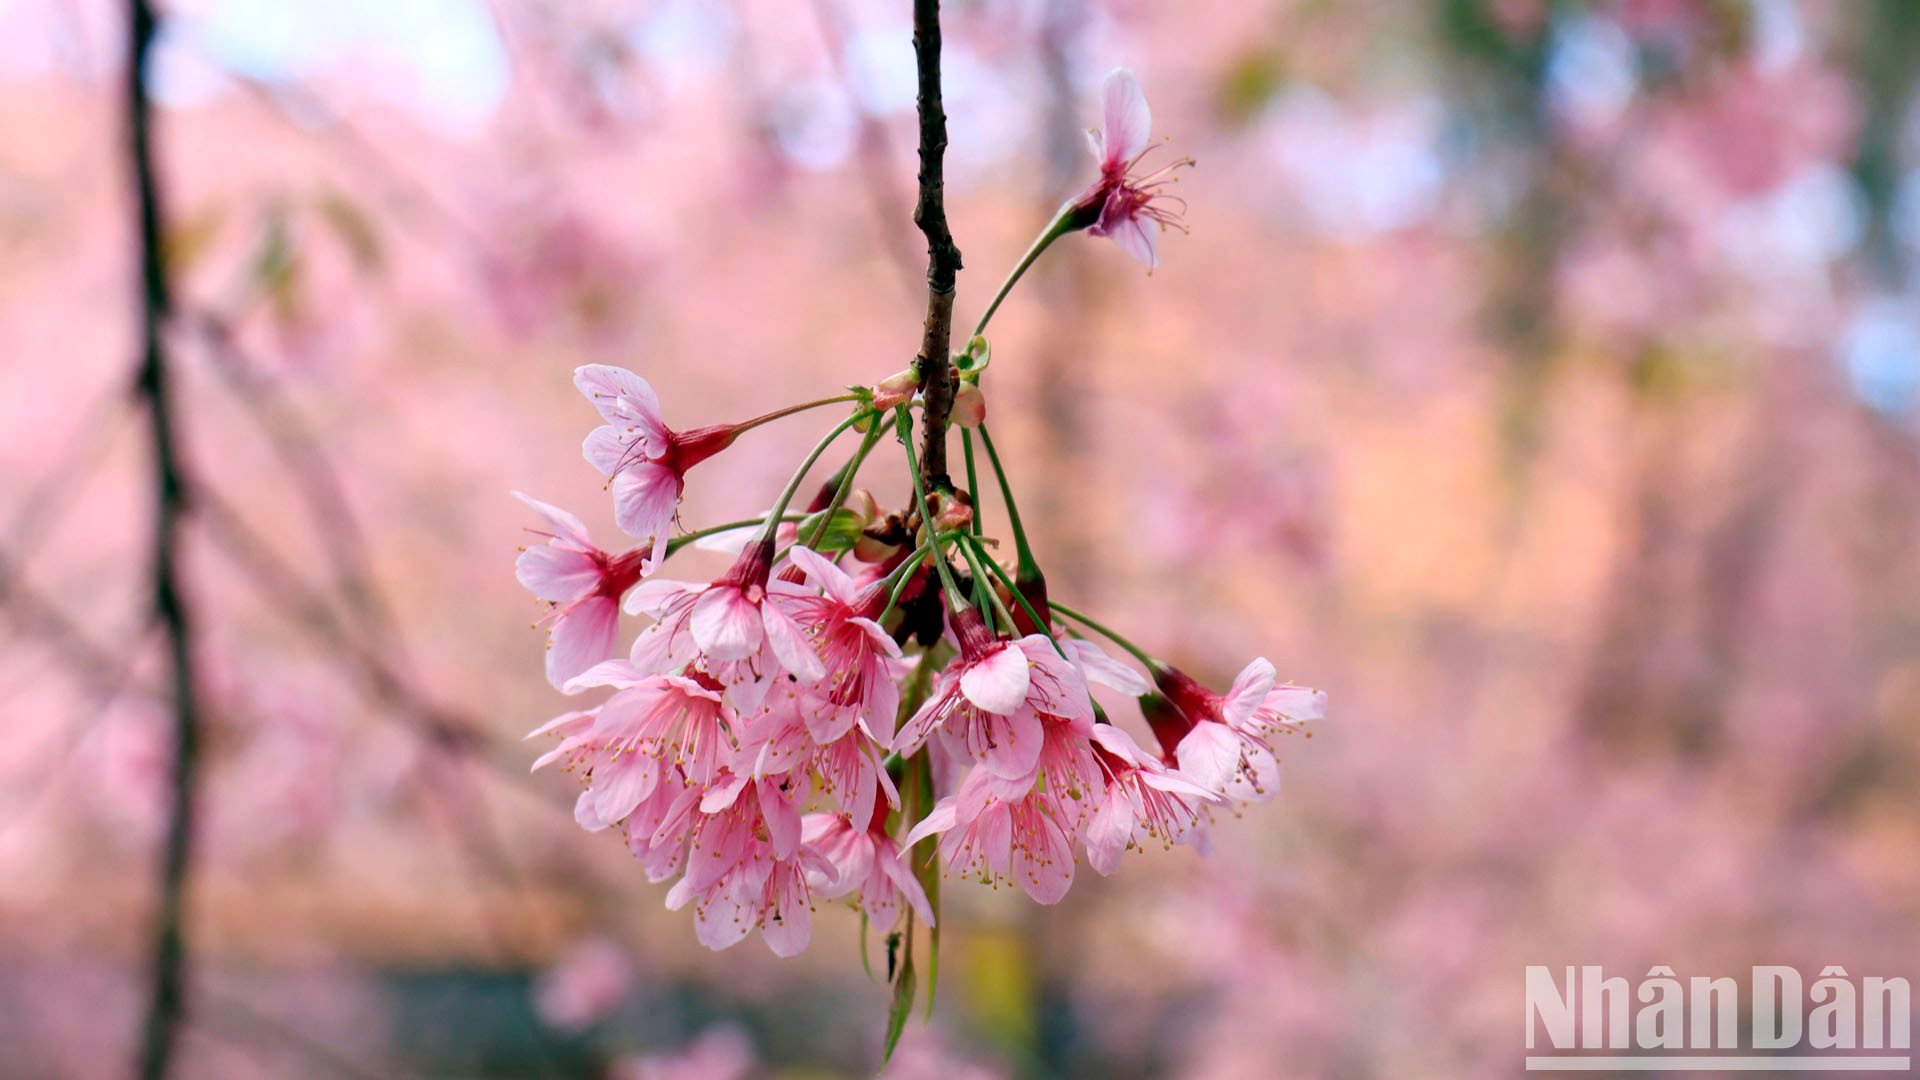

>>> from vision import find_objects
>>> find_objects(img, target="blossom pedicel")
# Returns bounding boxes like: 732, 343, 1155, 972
515, 67, 1319, 1049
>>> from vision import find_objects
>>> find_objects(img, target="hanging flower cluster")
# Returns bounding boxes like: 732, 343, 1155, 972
517, 66, 1319, 1028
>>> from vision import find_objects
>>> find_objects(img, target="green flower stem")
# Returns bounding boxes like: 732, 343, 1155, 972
970, 210, 1074, 340
664, 514, 807, 558
964, 536, 1068, 657
733, 392, 864, 435
974, 424, 1041, 580
955, 537, 1018, 635
801, 423, 883, 550
760, 412, 868, 544
894, 407, 966, 606
1049, 600, 1161, 671
876, 537, 939, 623
961, 429, 983, 536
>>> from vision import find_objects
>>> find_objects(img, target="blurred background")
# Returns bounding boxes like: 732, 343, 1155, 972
3, 0, 1919, 1076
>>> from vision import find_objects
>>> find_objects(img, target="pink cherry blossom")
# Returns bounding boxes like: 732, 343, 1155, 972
664, 771, 825, 956
804, 812, 935, 932
513, 492, 648, 689
575, 363, 741, 564
1083, 724, 1218, 875
624, 541, 824, 708
551, 662, 734, 812
1065, 69, 1193, 270
903, 765, 1078, 905
893, 611, 1092, 786
779, 546, 911, 742
1153, 658, 1324, 805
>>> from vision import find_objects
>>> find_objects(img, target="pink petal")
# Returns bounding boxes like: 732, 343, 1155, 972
1019, 638, 1093, 723
760, 864, 812, 957
1013, 813, 1075, 904
1222, 658, 1277, 728
1174, 720, 1241, 795
966, 802, 1015, 880
877, 848, 936, 926
517, 545, 602, 603
690, 587, 764, 661
574, 364, 666, 445
573, 791, 608, 833
591, 754, 658, 825
610, 461, 682, 546
700, 772, 750, 814
901, 799, 958, 851
761, 602, 825, 683
691, 887, 756, 952
1261, 684, 1327, 725
581, 425, 629, 477
546, 596, 621, 690
959, 643, 1031, 715
757, 780, 802, 860
1085, 785, 1134, 876
1104, 210, 1159, 270
1064, 638, 1150, 696
1087, 723, 1149, 764
1140, 767, 1220, 801
526, 709, 593, 741
783, 545, 858, 606
562, 657, 648, 693
973, 709, 1045, 783
511, 491, 595, 549
1100, 68, 1152, 165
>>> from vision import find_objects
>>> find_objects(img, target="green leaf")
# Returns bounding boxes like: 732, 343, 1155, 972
883, 944, 917, 1065
796, 507, 864, 553
922, 870, 941, 1019
860, 911, 874, 982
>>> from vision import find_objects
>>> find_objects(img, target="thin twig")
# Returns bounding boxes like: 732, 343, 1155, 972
128, 0, 202, 1073
910, 0, 963, 488
184, 309, 409, 657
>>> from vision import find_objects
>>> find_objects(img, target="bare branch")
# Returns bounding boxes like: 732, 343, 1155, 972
128, 0, 203, 1073
910, 0, 963, 488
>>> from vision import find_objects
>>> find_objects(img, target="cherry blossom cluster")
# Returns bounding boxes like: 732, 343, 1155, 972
516, 70, 1321, 963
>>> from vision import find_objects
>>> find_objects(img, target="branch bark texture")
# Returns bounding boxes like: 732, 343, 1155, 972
910, 0, 963, 488
128, 0, 203, 1075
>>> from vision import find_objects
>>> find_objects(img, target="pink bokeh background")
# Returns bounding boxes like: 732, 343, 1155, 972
1, 0, 1917, 1075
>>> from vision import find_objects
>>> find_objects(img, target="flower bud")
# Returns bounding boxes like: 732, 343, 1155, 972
935, 490, 973, 532
870, 369, 920, 411
951, 381, 986, 428
848, 488, 880, 525
854, 512, 909, 563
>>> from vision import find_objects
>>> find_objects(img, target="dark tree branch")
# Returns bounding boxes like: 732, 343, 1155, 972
128, 0, 203, 1075
910, 0, 962, 488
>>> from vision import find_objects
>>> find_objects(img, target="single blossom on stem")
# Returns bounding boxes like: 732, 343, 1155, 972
1148, 658, 1325, 805
514, 492, 648, 688
576, 364, 743, 565
1064, 68, 1193, 270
